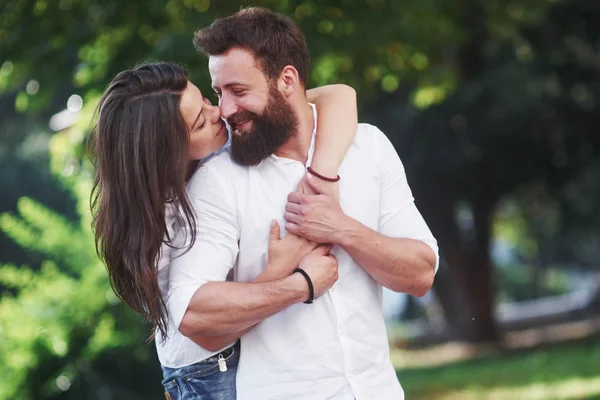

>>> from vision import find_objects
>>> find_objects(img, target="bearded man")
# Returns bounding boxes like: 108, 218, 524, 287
168, 7, 439, 400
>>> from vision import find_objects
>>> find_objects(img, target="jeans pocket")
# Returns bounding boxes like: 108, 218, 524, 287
184, 368, 236, 400
183, 349, 238, 400
163, 378, 182, 400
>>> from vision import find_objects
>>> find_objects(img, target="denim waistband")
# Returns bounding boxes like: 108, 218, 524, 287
162, 340, 240, 382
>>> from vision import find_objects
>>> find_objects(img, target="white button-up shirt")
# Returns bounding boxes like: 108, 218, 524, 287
168, 105, 439, 399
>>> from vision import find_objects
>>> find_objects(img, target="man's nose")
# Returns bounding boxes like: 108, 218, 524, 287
219, 93, 238, 120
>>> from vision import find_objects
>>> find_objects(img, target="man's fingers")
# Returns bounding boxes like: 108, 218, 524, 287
284, 211, 301, 224
269, 219, 281, 243
285, 221, 299, 235
285, 202, 303, 215
287, 191, 304, 204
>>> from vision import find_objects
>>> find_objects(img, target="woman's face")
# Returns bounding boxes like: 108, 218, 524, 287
180, 81, 228, 160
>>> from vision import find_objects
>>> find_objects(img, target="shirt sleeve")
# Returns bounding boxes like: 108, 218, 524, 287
375, 127, 440, 273
167, 162, 240, 329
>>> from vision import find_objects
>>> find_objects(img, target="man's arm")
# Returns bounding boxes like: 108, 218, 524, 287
168, 165, 337, 349
285, 127, 438, 297
180, 249, 339, 351
180, 274, 308, 338
181, 242, 337, 340
329, 218, 436, 297
184, 275, 300, 352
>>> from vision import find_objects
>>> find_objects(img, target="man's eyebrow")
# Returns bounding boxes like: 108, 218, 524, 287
213, 82, 248, 90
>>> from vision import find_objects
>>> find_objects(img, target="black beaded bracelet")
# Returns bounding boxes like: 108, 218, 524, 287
294, 268, 314, 304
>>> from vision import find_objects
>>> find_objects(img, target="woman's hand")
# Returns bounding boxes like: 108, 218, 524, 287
256, 220, 318, 282
298, 245, 339, 300
296, 172, 340, 202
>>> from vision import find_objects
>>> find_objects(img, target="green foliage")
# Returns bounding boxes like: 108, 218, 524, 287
0, 3, 599, 393
0, 0, 557, 114
497, 266, 570, 302
0, 134, 160, 399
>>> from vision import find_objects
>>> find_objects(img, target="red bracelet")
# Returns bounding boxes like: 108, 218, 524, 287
307, 166, 340, 182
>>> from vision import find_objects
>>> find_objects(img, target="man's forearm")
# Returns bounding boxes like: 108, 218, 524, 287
332, 217, 436, 296
184, 276, 282, 350
189, 327, 251, 353
179, 273, 308, 338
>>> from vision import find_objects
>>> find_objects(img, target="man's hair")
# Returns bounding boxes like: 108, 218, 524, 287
193, 7, 309, 85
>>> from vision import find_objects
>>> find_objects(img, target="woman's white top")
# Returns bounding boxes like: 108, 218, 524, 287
155, 140, 232, 368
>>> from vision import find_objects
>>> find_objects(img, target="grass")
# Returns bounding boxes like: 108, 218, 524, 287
395, 337, 600, 400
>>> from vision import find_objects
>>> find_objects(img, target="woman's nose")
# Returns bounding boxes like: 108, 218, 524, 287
206, 102, 222, 123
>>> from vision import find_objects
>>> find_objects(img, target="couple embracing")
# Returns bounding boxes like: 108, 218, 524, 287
91, 7, 438, 400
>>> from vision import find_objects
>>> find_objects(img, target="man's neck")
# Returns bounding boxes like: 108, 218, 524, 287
273, 102, 314, 165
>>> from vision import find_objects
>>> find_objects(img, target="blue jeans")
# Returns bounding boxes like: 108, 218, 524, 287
161, 341, 239, 400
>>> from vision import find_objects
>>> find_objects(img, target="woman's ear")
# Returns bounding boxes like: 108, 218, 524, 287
277, 65, 300, 97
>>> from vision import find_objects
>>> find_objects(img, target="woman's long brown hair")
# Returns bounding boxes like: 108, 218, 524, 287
89, 62, 198, 341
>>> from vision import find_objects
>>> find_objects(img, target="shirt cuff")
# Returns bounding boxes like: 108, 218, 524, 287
167, 284, 205, 330
425, 241, 440, 274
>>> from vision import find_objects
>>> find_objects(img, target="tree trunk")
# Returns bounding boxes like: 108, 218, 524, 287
467, 200, 500, 341
435, 1, 500, 343
417, 186, 500, 342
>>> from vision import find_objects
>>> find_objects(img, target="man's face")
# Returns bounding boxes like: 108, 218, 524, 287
209, 47, 298, 165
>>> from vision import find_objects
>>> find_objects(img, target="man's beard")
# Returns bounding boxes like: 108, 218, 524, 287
229, 87, 298, 166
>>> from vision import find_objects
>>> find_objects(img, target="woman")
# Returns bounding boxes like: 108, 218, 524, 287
90, 62, 357, 399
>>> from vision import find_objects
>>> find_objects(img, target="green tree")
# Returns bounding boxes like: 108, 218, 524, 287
0, 112, 164, 399
2, 0, 600, 347
362, 0, 600, 341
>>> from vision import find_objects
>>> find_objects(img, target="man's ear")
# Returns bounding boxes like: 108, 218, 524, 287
277, 65, 300, 97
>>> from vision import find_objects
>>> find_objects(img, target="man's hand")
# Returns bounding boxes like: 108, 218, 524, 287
296, 172, 340, 202
259, 220, 318, 282
285, 173, 349, 244
297, 245, 339, 300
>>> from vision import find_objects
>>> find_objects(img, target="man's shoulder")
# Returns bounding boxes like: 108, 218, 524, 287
350, 123, 390, 154
356, 122, 385, 138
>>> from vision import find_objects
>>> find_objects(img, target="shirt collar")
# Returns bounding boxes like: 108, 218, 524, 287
307, 102, 317, 165
199, 129, 231, 165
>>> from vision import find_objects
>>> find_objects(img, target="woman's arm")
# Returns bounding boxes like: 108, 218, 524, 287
306, 84, 357, 180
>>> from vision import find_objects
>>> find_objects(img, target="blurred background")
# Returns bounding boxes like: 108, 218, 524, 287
1, 0, 600, 399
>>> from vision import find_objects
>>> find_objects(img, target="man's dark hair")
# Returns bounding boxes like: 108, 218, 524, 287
193, 7, 309, 85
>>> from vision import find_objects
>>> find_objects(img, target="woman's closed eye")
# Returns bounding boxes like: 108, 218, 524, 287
196, 117, 206, 130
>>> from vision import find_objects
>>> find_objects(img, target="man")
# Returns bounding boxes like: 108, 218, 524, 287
168, 7, 438, 400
